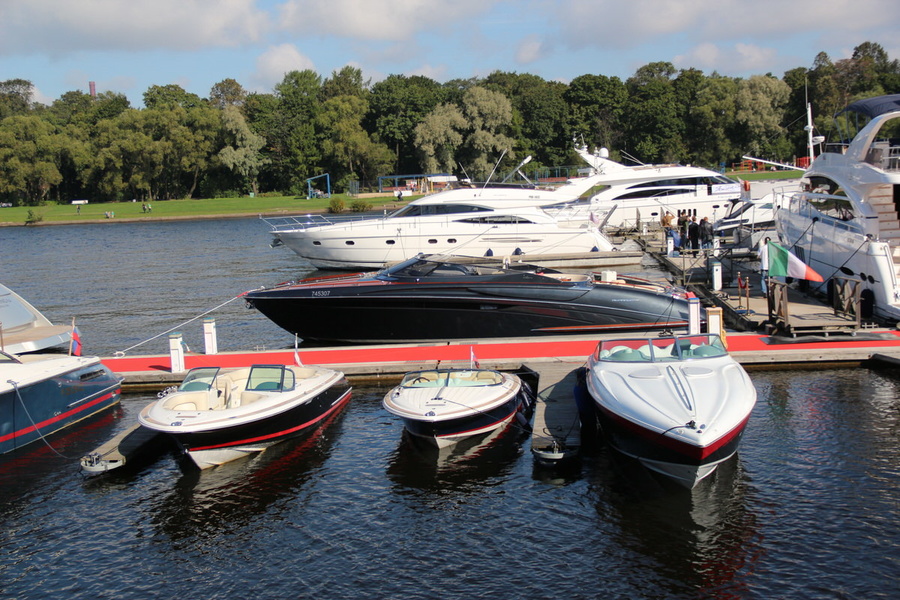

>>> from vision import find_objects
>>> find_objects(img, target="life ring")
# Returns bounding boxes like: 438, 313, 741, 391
742, 180, 751, 192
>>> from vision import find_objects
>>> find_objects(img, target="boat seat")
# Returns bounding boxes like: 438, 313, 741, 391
163, 390, 209, 411
609, 348, 644, 361
693, 345, 721, 357
291, 366, 318, 379
238, 391, 267, 406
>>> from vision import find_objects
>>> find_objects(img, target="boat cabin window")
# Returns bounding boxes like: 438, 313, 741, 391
457, 215, 536, 224
596, 335, 728, 362
804, 177, 856, 221
179, 367, 221, 392
390, 204, 491, 218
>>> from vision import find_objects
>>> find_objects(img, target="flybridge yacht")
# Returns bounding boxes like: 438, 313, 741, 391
774, 94, 900, 322
264, 172, 617, 270
556, 145, 742, 229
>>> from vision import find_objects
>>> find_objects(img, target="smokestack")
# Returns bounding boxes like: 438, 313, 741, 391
89, 81, 96, 98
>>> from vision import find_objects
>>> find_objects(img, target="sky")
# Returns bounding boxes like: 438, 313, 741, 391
2, 0, 899, 107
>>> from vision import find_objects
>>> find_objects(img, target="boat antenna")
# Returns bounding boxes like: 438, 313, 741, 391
481, 149, 508, 193
501, 155, 533, 184
619, 149, 646, 166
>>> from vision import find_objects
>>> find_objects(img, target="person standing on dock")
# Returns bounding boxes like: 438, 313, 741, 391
759, 237, 770, 295
688, 216, 700, 255
699, 217, 714, 250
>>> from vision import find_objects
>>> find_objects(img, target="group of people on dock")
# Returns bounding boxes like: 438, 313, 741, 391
661, 210, 714, 254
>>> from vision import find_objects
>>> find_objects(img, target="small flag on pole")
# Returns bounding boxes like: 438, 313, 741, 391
767, 241, 824, 282
294, 334, 303, 366
70, 324, 82, 356
470, 347, 480, 369
589, 211, 600, 225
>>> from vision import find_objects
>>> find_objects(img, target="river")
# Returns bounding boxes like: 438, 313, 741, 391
1, 217, 898, 599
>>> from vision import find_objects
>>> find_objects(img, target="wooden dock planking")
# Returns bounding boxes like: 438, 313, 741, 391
529, 362, 585, 458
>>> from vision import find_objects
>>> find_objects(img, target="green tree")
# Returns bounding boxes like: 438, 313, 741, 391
368, 74, 446, 173
143, 84, 204, 109
0, 79, 34, 119
209, 78, 248, 109
218, 104, 267, 195
0, 115, 65, 204
735, 74, 792, 159
625, 62, 685, 162
321, 66, 369, 100
565, 74, 627, 153
693, 75, 741, 166
271, 70, 323, 192
413, 103, 467, 174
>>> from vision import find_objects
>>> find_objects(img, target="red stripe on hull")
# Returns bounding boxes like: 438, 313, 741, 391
189, 389, 352, 451
0, 389, 120, 444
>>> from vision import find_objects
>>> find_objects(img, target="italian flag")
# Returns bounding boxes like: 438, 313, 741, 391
767, 241, 824, 282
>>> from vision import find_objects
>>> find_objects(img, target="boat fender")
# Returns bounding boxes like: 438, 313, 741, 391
742, 180, 751, 192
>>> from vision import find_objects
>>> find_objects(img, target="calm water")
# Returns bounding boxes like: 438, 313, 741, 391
2, 219, 899, 599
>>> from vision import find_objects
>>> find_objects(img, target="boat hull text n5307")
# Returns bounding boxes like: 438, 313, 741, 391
244, 254, 697, 344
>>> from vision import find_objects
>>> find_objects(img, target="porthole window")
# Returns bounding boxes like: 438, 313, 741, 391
386, 240, 395, 245
428, 239, 438, 244
345, 241, 355, 245
313, 241, 321, 246
447, 238, 457, 243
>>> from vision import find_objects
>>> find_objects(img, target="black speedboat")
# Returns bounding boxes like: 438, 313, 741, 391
244, 254, 697, 344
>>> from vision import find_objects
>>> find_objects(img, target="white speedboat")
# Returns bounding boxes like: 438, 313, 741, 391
1, 350, 122, 454
585, 334, 756, 488
264, 177, 616, 270
0, 284, 79, 355
774, 94, 900, 321
383, 368, 533, 448
138, 364, 351, 469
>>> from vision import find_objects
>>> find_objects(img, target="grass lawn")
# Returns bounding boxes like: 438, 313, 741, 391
0, 193, 413, 226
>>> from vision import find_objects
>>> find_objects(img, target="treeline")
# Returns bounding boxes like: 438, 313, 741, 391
1, 41, 898, 206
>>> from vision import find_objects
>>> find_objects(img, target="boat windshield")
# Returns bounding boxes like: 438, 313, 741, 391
595, 334, 728, 362
247, 365, 295, 392
179, 367, 221, 392
378, 254, 562, 280
400, 369, 503, 388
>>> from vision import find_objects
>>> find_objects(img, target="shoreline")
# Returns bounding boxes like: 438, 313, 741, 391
0, 209, 328, 228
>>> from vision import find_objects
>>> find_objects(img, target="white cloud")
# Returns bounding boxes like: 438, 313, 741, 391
250, 43, 316, 92
277, 0, 493, 41
515, 35, 546, 65
0, 0, 270, 56
675, 42, 779, 74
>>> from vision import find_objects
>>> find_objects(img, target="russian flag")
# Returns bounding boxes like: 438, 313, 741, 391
70, 326, 82, 356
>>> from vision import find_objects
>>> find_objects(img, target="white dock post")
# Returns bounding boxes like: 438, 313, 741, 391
711, 260, 723, 291
688, 296, 701, 335
203, 317, 218, 355
706, 307, 724, 338
712, 237, 720, 257
169, 332, 185, 373
666, 236, 674, 257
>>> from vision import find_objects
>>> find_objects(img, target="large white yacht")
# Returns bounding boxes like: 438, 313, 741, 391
774, 94, 900, 321
265, 144, 744, 269
563, 145, 743, 229
264, 174, 617, 270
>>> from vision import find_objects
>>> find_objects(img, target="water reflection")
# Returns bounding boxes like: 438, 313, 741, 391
589, 450, 761, 598
149, 404, 349, 542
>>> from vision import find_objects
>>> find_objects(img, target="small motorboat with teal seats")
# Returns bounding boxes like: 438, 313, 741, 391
585, 333, 756, 488
383, 367, 534, 448
138, 364, 351, 469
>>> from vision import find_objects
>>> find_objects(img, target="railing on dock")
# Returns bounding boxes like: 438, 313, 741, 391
768, 277, 862, 337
